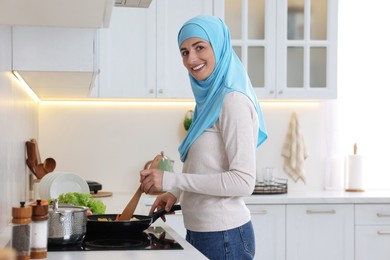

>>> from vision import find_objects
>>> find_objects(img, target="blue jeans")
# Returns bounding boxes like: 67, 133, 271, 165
186, 221, 255, 260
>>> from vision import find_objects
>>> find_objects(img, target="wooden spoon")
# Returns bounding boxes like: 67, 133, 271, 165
43, 157, 56, 173
118, 153, 163, 221
118, 185, 142, 221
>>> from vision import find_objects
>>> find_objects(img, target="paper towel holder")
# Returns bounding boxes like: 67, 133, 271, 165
345, 143, 365, 192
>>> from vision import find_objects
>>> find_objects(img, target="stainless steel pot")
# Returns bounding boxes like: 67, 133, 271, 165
48, 199, 88, 245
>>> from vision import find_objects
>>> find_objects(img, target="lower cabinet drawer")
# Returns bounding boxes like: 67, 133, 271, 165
355, 204, 390, 225
356, 225, 390, 260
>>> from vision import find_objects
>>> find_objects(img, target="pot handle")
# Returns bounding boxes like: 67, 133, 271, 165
53, 198, 59, 212
151, 204, 181, 223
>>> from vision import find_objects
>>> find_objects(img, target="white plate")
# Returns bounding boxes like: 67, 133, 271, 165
48, 173, 89, 199
39, 172, 63, 199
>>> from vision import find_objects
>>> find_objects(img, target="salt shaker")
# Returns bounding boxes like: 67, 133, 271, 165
31, 200, 49, 259
12, 201, 32, 260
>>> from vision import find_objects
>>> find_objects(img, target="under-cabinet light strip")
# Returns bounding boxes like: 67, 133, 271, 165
12, 71, 40, 103
39, 99, 319, 108
11, 71, 319, 108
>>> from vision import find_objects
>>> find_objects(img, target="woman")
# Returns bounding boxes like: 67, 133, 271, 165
140, 15, 267, 259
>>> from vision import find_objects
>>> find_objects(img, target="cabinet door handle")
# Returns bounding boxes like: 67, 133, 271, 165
251, 210, 268, 215
306, 210, 336, 215
377, 231, 390, 235
377, 213, 390, 218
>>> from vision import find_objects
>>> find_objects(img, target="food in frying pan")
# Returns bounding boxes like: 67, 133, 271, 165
97, 216, 141, 222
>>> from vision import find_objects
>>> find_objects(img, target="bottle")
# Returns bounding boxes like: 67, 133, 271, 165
31, 200, 49, 259
12, 202, 32, 260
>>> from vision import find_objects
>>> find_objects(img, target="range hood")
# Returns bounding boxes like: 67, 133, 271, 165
0, 0, 115, 28
115, 0, 152, 8
0, 0, 153, 28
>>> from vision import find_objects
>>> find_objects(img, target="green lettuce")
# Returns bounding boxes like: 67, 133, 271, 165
50, 192, 106, 214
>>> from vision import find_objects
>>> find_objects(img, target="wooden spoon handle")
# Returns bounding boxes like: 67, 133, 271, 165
118, 185, 142, 221
30, 139, 42, 164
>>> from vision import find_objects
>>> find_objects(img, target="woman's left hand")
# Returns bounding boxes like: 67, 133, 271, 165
140, 168, 164, 194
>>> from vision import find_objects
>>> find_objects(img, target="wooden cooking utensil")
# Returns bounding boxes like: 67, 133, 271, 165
118, 185, 143, 221
25, 141, 46, 179
27, 139, 56, 178
30, 139, 42, 164
118, 154, 163, 221
43, 158, 56, 173
34, 164, 46, 179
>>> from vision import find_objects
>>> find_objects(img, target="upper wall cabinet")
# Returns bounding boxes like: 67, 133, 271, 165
0, 0, 115, 28
0, 26, 12, 72
223, 0, 338, 99
12, 27, 99, 99
93, 0, 221, 99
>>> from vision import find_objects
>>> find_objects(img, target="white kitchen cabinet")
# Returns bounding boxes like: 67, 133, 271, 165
247, 205, 285, 260
12, 26, 98, 99
0, 26, 11, 71
95, 0, 220, 98
286, 204, 354, 260
94, 4, 157, 98
223, 0, 338, 99
0, 0, 114, 28
355, 204, 390, 260
154, 0, 215, 98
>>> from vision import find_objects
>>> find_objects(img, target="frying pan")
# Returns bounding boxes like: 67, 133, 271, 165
86, 205, 181, 239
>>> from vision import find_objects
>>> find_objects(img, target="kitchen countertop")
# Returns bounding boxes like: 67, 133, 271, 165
244, 190, 390, 204
142, 190, 390, 206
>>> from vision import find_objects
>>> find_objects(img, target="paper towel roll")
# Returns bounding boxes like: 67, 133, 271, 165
346, 155, 364, 191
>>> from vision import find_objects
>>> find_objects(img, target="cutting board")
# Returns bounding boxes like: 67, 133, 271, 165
91, 191, 113, 198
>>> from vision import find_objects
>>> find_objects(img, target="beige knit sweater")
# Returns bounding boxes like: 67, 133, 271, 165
163, 92, 259, 232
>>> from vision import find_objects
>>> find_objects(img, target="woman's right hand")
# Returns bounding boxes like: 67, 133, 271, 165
149, 192, 177, 221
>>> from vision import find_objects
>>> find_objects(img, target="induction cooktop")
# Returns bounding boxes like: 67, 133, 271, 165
48, 226, 183, 251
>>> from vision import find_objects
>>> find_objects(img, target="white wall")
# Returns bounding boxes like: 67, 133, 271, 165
0, 26, 38, 244
38, 101, 330, 193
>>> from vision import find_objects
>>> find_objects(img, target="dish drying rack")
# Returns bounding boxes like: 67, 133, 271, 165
252, 178, 288, 195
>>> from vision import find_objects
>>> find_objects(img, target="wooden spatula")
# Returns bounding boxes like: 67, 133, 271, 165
118, 185, 142, 221
118, 153, 163, 221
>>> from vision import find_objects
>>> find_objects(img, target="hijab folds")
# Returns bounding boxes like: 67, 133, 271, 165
177, 15, 267, 162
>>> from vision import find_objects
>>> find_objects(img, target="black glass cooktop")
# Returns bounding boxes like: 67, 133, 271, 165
48, 226, 183, 251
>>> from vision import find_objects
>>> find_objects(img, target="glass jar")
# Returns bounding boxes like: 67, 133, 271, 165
31, 200, 49, 259
12, 202, 32, 260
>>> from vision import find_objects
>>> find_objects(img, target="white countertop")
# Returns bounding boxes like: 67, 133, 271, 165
244, 190, 390, 204
142, 190, 390, 206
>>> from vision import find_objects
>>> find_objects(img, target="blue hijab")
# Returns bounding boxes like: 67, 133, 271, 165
178, 15, 267, 162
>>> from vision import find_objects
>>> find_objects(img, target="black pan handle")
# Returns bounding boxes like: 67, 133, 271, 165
151, 204, 181, 223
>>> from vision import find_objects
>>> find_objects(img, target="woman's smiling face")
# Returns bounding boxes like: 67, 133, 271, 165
180, 37, 216, 81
